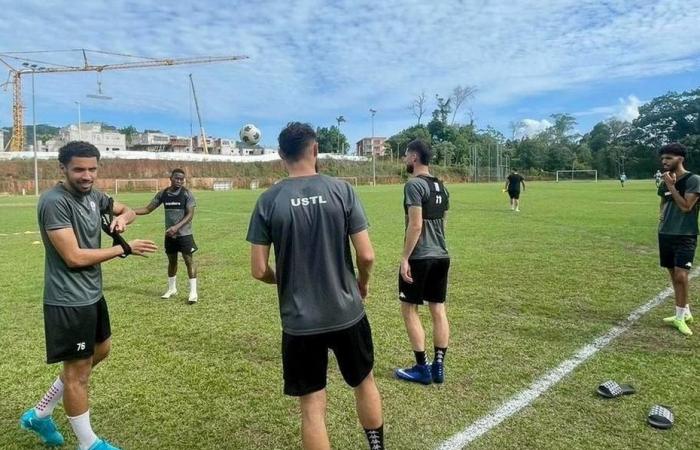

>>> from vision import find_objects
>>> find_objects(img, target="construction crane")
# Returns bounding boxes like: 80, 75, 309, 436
0, 49, 248, 151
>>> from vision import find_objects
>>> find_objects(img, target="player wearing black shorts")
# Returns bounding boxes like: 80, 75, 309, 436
505, 169, 525, 211
135, 169, 199, 303
657, 143, 699, 336
395, 139, 451, 385
247, 123, 384, 449
20, 142, 156, 450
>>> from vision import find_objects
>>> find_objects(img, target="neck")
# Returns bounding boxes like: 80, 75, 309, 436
412, 165, 430, 177
62, 181, 84, 197
673, 166, 687, 177
286, 160, 317, 178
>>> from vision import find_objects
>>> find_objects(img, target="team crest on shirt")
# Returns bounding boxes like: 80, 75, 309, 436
89, 200, 96, 211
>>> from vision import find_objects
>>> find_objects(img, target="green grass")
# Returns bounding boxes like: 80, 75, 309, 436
1, 180, 698, 449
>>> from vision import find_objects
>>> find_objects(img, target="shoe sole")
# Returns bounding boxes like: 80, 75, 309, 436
394, 371, 432, 385
19, 422, 63, 447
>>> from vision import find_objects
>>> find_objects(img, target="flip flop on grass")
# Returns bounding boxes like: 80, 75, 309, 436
596, 380, 636, 398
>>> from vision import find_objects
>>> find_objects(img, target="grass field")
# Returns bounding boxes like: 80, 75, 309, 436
1, 180, 698, 449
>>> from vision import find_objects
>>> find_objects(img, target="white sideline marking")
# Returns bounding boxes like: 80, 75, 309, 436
438, 269, 699, 450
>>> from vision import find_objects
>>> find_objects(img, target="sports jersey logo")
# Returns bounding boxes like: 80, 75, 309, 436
89, 201, 96, 211
291, 196, 328, 207
164, 201, 182, 206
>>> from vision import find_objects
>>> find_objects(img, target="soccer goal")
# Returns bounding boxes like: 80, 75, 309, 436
114, 179, 160, 195
555, 170, 598, 182
336, 177, 358, 187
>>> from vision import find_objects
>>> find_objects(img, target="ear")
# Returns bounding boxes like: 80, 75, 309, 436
312, 141, 319, 157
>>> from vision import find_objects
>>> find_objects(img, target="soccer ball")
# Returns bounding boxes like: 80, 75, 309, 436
240, 124, 261, 145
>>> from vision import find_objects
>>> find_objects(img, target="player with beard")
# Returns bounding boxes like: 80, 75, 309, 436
657, 142, 700, 336
20, 142, 156, 450
395, 139, 451, 385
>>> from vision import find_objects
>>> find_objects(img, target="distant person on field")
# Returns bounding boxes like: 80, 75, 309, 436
134, 169, 199, 304
246, 122, 385, 450
655, 169, 663, 188
20, 141, 156, 450
620, 172, 627, 188
657, 143, 699, 336
395, 139, 451, 385
505, 169, 525, 211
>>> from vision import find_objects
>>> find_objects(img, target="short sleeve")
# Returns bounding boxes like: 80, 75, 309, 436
186, 191, 196, 208
404, 179, 425, 208
246, 197, 272, 245
149, 191, 163, 208
688, 175, 700, 194
40, 197, 72, 231
95, 190, 111, 213
347, 185, 369, 235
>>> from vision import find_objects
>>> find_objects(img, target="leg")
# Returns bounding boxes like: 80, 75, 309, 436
183, 253, 197, 279
353, 372, 383, 430
671, 268, 689, 308
514, 198, 520, 210
91, 338, 111, 368
400, 302, 425, 352
167, 252, 178, 277
428, 302, 449, 349
299, 390, 330, 450
61, 357, 93, 417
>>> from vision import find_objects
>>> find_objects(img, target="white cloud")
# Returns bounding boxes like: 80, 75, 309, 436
617, 95, 642, 122
0, 0, 698, 144
515, 119, 553, 138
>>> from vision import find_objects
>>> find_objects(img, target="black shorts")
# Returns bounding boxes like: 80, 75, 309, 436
659, 234, 697, 270
398, 258, 450, 305
44, 297, 111, 364
282, 315, 374, 397
508, 190, 520, 199
165, 234, 198, 255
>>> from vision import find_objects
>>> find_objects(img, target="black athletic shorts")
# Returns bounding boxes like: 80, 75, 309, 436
281, 315, 374, 397
44, 297, 111, 364
659, 234, 697, 270
508, 190, 520, 199
165, 234, 198, 255
398, 258, 450, 305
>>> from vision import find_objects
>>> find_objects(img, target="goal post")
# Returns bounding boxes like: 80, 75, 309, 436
114, 179, 160, 195
555, 170, 598, 182
336, 176, 358, 187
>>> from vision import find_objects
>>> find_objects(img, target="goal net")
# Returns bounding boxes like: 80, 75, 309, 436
555, 170, 598, 182
114, 179, 160, 194
336, 177, 358, 187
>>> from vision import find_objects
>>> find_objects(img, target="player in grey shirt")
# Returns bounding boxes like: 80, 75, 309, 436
134, 168, 198, 303
395, 139, 451, 386
20, 142, 156, 450
247, 122, 384, 450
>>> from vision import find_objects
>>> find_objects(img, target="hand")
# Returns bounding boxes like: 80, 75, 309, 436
663, 171, 676, 188
400, 259, 413, 284
128, 239, 158, 257
358, 281, 369, 300
165, 226, 178, 238
110, 215, 128, 234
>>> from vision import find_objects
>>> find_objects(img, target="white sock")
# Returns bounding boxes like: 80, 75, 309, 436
34, 377, 64, 418
189, 278, 197, 295
685, 305, 691, 316
168, 276, 176, 291
676, 306, 686, 320
68, 410, 98, 450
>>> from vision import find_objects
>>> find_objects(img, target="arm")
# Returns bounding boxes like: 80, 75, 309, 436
133, 203, 158, 216
659, 198, 665, 222
664, 173, 700, 213
250, 244, 276, 284
110, 201, 136, 233
166, 205, 195, 238
350, 230, 375, 299
47, 228, 156, 268
400, 206, 423, 283
521, 178, 526, 191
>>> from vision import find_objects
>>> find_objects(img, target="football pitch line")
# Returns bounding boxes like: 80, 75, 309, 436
437, 268, 700, 450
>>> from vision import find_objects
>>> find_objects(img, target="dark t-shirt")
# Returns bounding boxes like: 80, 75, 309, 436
148, 188, 196, 236
658, 172, 700, 235
507, 174, 524, 192
246, 174, 369, 336
37, 184, 111, 306
404, 177, 449, 260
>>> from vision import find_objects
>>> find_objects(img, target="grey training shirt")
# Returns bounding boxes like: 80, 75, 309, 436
38, 184, 110, 306
246, 174, 368, 336
404, 176, 450, 260
148, 188, 196, 236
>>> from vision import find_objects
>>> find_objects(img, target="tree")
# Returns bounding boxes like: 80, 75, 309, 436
432, 94, 452, 124
119, 125, 138, 145
450, 85, 477, 125
316, 126, 349, 154
409, 90, 427, 125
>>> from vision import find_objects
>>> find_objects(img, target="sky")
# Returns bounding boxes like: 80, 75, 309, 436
1, 0, 700, 149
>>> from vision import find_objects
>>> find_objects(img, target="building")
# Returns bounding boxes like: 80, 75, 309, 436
356, 137, 387, 157
0, 131, 4, 151
213, 138, 238, 156
130, 132, 170, 151
47, 123, 126, 152
192, 135, 214, 153
169, 136, 192, 153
